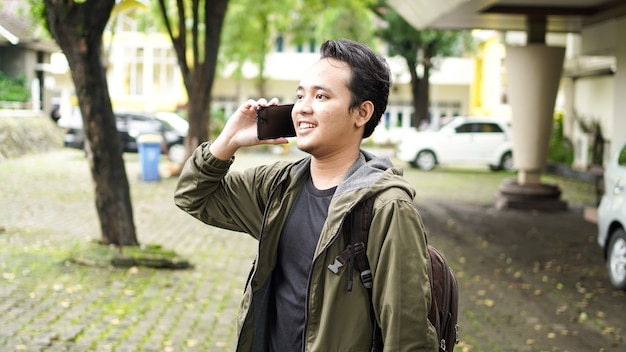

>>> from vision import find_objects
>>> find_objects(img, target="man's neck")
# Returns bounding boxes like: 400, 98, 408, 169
309, 148, 360, 190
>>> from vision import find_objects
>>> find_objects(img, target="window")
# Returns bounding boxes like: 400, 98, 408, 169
152, 47, 178, 97
122, 46, 177, 97
124, 47, 144, 95
479, 123, 504, 133
457, 123, 504, 133
456, 123, 474, 133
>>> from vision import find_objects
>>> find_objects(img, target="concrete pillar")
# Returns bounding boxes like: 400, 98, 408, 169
505, 44, 565, 185
495, 17, 568, 211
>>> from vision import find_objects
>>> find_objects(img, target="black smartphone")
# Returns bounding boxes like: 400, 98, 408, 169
257, 104, 296, 140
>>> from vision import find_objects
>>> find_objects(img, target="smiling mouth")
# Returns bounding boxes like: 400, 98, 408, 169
299, 122, 317, 130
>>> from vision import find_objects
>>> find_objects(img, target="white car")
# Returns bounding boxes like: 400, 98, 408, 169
396, 117, 514, 171
597, 139, 626, 290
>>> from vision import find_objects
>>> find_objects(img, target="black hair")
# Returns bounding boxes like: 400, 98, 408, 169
320, 39, 391, 138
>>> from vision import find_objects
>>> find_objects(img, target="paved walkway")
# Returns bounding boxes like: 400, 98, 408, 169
1, 149, 284, 351
1, 148, 625, 351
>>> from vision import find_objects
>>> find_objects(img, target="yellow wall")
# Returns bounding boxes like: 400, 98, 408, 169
471, 34, 512, 118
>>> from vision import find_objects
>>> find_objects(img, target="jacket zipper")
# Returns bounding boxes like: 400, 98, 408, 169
301, 208, 355, 351
236, 178, 287, 350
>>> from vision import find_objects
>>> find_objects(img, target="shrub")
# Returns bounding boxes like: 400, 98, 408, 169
548, 112, 574, 165
0, 73, 30, 102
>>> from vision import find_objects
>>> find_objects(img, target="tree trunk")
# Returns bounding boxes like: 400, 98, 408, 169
165, 0, 228, 158
44, 0, 138, 246
186, 70, 211, 149
407, 55, 432, 129
406, 57, 426, 129
418, 63, 431, 126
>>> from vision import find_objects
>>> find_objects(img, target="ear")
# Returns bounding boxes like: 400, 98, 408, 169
354, 101, 374, 128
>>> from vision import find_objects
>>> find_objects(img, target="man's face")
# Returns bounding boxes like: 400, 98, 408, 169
293, 58, 362, 157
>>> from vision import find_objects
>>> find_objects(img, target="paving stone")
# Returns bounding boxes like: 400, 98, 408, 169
4, 149, 619, 351
1, 149, 255, 351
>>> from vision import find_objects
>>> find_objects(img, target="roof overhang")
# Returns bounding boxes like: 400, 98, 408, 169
0, 24, 19, 44
387, 0, 626, 33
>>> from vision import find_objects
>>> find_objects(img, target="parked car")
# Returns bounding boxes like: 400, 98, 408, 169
597, 139, 626, 290
396, 116, 514, 171
154, 111, 188, 163
59, 110, 188, 163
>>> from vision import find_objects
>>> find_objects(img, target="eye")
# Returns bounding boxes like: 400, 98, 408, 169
315, 93, 327, 100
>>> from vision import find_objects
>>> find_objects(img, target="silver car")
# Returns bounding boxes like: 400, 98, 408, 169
597, 139, 626, 290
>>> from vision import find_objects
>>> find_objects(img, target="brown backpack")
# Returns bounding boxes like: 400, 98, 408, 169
331, 196, 459, 351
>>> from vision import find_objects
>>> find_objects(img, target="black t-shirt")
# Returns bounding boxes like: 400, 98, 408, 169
269, 178, 336, 351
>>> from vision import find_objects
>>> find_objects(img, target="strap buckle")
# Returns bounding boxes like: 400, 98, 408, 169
360, 269, 373, 289
328, 256, 346, 274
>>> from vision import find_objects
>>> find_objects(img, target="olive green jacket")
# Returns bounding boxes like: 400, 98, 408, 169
174, 142, 438, 351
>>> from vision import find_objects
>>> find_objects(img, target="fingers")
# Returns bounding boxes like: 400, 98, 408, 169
256, 97, 279, 107
241, 99, 258, 114
258, 137, 289, 145
241, 97, 280, 112
267, 97, 279, 106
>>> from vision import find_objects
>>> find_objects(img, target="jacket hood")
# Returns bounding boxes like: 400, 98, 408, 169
338, 149, 399, 195
291, 149, 415, 205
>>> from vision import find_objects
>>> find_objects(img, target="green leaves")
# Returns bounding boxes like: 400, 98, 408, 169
0, 73, 30, 103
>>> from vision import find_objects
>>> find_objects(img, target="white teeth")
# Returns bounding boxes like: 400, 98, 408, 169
299, 122, 316, 130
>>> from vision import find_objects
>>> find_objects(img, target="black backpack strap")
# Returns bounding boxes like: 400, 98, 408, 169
333, 196, 459, 352
342, 197, 383, 351
328, 198, 376, 289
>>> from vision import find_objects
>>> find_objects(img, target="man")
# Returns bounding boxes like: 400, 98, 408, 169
175, 39, 437, 351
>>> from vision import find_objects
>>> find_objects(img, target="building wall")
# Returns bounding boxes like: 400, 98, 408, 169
577, 15, 626, 165
471, 28, 622, 169
571, 75, 615, 167
103, 34, 473, 145
47, 5, 474, 146
574, 76, 614, 126
105, 31, 186, 112
612, 16, 626, 157
471, 35, 511, 119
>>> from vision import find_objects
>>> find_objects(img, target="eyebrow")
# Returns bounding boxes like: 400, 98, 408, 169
296, 84, 334, 94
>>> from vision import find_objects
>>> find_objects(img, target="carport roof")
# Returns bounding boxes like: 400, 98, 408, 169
387, 0, 626, 32
0, 9, 57, 52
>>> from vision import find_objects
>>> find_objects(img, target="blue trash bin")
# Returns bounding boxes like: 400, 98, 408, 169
137, 134, 163, 182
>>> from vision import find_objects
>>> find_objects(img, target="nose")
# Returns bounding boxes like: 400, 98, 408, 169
294, 101, 313, 116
